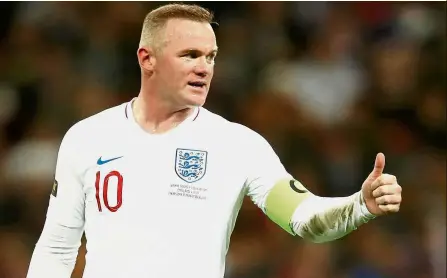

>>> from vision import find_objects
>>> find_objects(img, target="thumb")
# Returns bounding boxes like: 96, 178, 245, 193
369, 152, 385, 180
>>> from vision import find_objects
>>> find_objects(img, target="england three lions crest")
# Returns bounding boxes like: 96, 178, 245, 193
175, 149, 208, 183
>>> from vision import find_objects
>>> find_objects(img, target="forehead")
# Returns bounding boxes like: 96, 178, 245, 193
161, 18, 217, 51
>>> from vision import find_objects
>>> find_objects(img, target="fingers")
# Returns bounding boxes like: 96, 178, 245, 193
378, 204, 400, 213
372, 181, 402, 198
375, 194, 402, 205
371, 173, 402, 215
370, 174, 397, 191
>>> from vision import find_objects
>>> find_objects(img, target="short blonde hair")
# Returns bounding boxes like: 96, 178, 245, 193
139, 3, 215, 49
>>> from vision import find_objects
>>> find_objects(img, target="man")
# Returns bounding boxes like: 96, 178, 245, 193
27, 3, 402, 278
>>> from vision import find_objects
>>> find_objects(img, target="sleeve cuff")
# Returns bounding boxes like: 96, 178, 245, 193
358, 191, 377, 220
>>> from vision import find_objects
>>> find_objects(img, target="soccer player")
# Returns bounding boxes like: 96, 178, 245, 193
26, 3, 402, 278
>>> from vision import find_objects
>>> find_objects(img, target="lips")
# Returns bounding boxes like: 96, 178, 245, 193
187, 81, 206, 88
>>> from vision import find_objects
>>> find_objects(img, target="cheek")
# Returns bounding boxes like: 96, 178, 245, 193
159, 58, 182, 74
172, 60, 192, 78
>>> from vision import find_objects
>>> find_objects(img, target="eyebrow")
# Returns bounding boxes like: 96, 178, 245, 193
208, 49, 218, 56
180, 48, 218, 55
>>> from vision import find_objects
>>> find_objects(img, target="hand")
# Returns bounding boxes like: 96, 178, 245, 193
361, 153, 402, 216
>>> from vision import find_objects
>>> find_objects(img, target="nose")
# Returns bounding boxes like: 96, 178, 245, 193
194, 57, 212, 78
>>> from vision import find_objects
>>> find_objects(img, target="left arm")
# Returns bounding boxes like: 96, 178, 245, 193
288, 153, 402, 243
244, 131, 402, 243
263, 178, 376, 243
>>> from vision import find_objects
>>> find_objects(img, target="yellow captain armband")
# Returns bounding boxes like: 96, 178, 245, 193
265, 178, 312, 235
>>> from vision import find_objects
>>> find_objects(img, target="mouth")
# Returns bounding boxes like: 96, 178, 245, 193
187, 81, 207, 89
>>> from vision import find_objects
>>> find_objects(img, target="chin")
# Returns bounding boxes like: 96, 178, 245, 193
184, 96, 206, 107
181, 90, 208, 107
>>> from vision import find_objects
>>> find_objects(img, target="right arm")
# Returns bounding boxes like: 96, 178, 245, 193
27, 127, 85, 278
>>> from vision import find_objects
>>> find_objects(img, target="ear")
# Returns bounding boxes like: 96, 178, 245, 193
137, 46, 156, 73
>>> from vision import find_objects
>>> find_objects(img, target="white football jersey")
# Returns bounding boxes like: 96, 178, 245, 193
27, 99, 292, 278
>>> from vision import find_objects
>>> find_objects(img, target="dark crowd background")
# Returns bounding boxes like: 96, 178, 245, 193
0, 2, 445, 278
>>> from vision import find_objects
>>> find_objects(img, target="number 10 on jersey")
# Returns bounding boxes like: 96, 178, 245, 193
95, 171, 124, 212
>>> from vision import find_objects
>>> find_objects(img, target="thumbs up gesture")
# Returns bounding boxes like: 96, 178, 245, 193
361, 153, 402, 216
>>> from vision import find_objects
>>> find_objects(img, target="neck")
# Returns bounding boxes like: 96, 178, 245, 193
132, 92, 194, 134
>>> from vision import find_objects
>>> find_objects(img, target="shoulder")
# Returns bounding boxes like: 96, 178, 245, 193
197, 107, 272, 150
61, 102, 128, 150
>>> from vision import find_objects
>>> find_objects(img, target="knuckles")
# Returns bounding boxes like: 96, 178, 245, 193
373, 183, 402, 196
378, 174, 397, 185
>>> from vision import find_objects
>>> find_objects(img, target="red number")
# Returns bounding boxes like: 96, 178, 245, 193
95, 172, 102, 212
95, 171, 123, 212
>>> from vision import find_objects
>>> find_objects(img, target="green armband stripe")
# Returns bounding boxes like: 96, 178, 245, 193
265, 178, 311, 235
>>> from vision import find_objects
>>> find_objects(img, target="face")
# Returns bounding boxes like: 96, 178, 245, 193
140, 18, 218, 108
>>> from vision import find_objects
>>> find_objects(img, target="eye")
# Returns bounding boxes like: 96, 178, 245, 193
182, 51, 199, 59
206, 56, 215, 64
206, 52, 218, 63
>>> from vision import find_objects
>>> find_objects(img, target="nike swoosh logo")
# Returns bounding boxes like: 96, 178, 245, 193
289, 180, 308, 194
97, 156, 123, 165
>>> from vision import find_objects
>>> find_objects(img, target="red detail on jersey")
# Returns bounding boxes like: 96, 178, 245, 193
95, 170, 124, 212
95, 171, 102, 212
103, 171, 123, 212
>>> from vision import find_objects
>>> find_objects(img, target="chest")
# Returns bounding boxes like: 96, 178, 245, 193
81, 137, 247, 234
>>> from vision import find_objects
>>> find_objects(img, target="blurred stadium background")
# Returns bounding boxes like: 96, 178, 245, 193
0, 2, 445, 278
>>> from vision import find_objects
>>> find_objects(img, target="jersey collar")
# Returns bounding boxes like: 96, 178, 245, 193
124, 98, 200, 136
